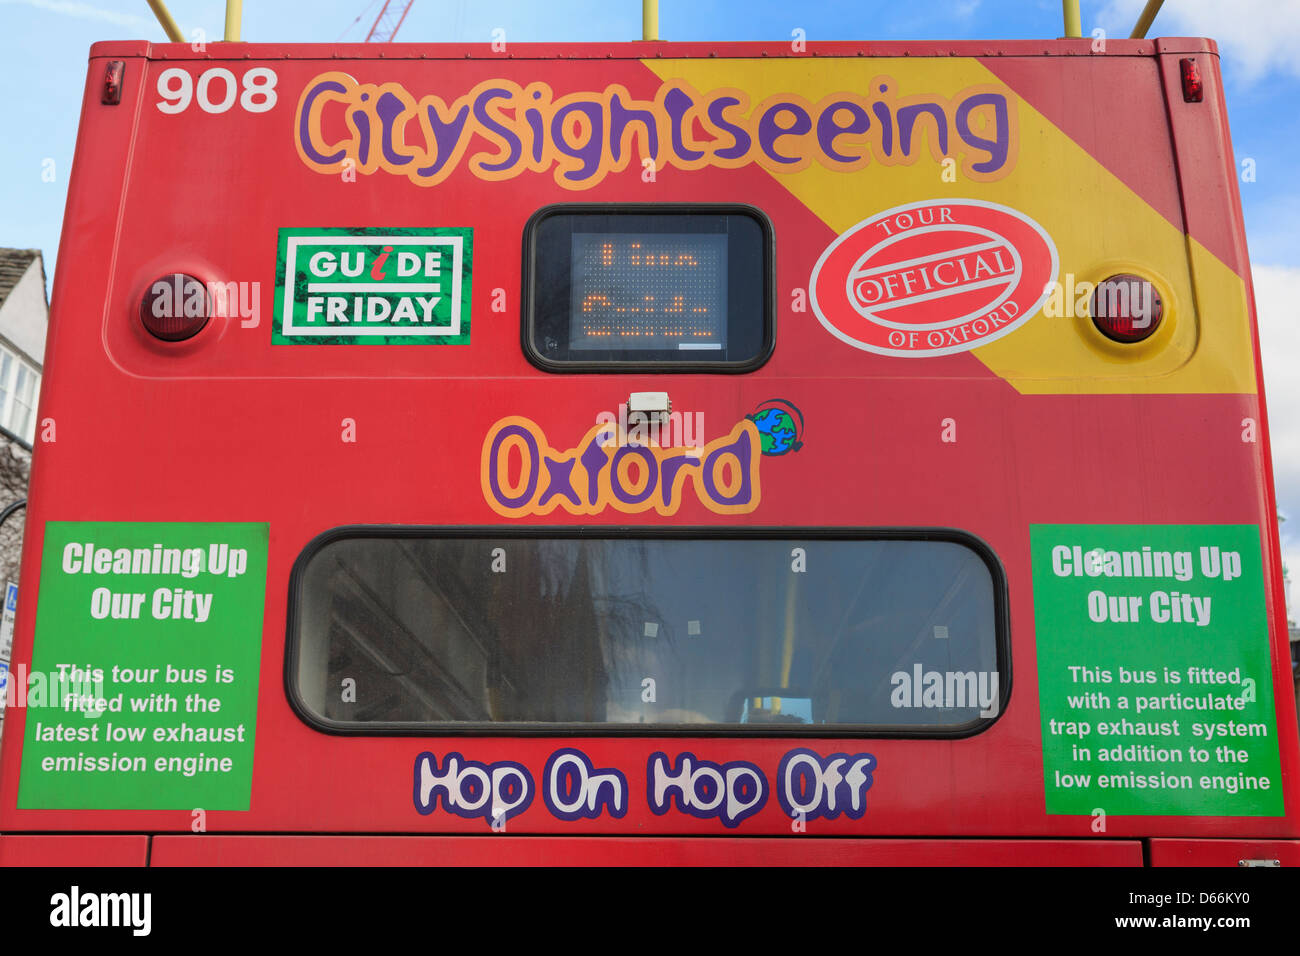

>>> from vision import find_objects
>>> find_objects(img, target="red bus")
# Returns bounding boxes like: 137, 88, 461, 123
1, 15, 1296, 867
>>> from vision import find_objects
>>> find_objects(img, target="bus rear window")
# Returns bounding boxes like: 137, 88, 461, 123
287, 530, 1007, 735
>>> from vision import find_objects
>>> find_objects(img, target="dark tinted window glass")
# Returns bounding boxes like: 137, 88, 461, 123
289, 532, 1005, 734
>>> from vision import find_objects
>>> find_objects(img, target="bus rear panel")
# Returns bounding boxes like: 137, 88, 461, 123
1, 36, 1296, 867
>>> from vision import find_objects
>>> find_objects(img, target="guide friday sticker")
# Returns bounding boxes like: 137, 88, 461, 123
17, 522, 268, 811
272, 226, 472, 344
1031, 524, 1283, 817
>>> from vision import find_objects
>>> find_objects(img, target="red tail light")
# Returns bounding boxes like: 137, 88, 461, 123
140, 274, 210, 342
1180, 58, 1203, 103
102, 60, 124, 105
1090, 274, 1163, 343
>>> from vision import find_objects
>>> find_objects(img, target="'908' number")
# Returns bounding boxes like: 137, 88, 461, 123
155, 67, 277, 114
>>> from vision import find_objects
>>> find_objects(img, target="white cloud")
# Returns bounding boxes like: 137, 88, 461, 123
1098, 0, 1300, 84
1254, 263, 1300, 621
0, 0, 150, 29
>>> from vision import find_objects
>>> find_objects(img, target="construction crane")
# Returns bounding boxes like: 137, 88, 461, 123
365, 0, 415, 42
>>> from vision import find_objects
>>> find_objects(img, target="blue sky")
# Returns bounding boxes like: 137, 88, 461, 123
4, 0, 1300, 599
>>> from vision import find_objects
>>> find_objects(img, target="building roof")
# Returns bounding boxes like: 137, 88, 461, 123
0, 250, 40, 311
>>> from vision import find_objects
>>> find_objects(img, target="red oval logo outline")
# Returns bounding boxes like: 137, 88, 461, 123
809, 198, 1059, 357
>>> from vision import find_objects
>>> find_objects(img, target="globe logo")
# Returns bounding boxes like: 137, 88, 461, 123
748, 400, 804, 456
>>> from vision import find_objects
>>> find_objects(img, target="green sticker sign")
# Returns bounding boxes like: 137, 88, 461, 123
17, 522, 268, 811
273, 226, 472, 344
1032, 524, 1283, 817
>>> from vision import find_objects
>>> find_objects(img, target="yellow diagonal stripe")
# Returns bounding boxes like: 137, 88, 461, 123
644, 57, 1255, 394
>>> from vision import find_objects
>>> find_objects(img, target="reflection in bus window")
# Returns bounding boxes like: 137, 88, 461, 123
289, 533, 1005, 732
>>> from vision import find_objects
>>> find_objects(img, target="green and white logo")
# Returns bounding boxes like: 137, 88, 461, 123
273, 227, 472, 344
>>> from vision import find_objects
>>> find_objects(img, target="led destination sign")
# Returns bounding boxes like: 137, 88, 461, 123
570, 233, 727, 352
525, 206, 772, 370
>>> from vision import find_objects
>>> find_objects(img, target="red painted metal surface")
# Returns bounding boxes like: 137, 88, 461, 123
151, 835, 1143, 866
0, 37, 1292, 864
0, 835, 149, 867
1149, 839, 1300, 867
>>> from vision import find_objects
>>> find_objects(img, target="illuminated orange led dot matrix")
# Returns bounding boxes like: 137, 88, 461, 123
570, 232, 727, 350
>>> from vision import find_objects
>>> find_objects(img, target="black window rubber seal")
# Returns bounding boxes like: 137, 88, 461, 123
283, 525, 1012, 740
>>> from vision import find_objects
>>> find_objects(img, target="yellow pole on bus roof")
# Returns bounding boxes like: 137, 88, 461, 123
643, 0, 659, 41
1130, 0, 1166, 38
145, 0, 185, 42
1061, 0, 1082, 38
224, 0, 243, 41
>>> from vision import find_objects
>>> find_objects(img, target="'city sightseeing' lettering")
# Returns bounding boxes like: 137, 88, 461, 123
481, 416, 761, 517
296, 73, 1017, 189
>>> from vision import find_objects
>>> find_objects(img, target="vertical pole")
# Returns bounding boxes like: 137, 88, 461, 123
1130, 0, 1166, 39
145, 0, 185, 42
224, 0, 242, 41
1062, 0, 1082, 38
643, 0, 658, 41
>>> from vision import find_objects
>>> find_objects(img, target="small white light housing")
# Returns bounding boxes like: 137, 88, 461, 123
628, 391, 671, 418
